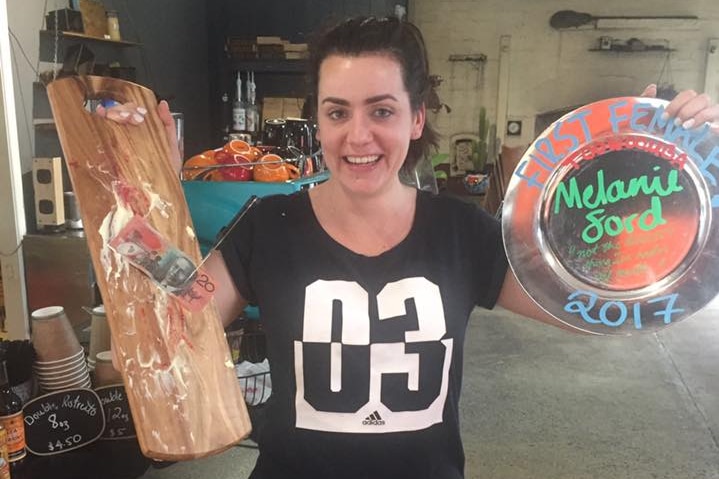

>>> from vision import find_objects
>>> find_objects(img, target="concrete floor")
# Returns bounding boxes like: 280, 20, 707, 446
141, 304, 719, 479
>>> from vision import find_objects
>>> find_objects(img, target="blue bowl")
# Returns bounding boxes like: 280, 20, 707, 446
182, 172, 329, 255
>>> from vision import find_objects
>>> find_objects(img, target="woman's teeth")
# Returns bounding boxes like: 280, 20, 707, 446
345, 155, 380, 164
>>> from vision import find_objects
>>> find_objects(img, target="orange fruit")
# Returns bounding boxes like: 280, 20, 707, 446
224, 139, 252, 156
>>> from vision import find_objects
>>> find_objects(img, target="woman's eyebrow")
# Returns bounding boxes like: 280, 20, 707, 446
365, 94, 398, 104
321, 94, 399, 106
321, 97, 349, 106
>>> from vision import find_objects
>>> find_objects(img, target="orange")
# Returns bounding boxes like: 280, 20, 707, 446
182, 152, 221, 181
224, 139, 252, 156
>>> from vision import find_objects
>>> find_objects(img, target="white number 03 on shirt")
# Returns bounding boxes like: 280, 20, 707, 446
294, 277, 452, 433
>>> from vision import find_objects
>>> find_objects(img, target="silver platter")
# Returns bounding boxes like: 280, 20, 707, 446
502, 97, 719, 334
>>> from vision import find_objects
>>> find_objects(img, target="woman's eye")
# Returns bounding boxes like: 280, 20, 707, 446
327, 109, 347, 121
373, 107, 393, 118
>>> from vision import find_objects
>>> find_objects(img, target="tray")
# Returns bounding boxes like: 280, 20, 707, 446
503, 96, 719, 334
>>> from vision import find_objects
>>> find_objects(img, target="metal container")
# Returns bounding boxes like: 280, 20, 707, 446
64, 191, 83, 229
262, 118, 286, 147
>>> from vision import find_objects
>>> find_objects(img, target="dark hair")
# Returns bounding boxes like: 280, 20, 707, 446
308, 16, 440, 174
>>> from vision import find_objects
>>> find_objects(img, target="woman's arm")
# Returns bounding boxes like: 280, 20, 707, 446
204, 251, 249, 328
496, 268, 590, 333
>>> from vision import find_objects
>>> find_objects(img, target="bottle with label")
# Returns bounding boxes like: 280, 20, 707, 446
0, 424, 9, 479
0, 360, 25, 467
232, 72, 246, 133
245, 71, 259, 138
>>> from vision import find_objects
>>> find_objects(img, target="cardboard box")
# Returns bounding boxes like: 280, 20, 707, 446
261, 97, 304, 125
256, 36, 283, 45
285, 52, 307, 60
46, 9, 83, 32
78, 0, 107, 38
257, 44, 285, 59
283, 43, 308, 52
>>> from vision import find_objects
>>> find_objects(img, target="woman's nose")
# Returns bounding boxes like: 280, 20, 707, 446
346, 114, 372, 145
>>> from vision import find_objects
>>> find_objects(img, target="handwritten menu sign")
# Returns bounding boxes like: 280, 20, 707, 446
23, 389, 105, 456
95, 385, 136, 440
503, 97, 719, 334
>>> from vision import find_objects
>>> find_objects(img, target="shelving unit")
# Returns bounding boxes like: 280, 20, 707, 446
225, 58, 308, 73
207, 0, 409, 144
39, 30, 141, 47
588, 48, 675, 53
20, 26, 147, 337
31, 29, 142, 223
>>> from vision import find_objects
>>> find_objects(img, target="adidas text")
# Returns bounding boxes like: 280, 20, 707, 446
362, 411, 385, 426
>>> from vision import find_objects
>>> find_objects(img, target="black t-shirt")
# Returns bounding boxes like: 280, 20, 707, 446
220, 189, 508, 479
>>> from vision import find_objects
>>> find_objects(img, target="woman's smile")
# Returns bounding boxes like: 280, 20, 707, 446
344, 155, 381, 165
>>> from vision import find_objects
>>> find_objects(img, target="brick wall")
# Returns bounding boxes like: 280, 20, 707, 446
411, 0, 719, 152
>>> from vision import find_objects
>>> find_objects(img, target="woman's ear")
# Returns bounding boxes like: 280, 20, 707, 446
411, 104, 426, 140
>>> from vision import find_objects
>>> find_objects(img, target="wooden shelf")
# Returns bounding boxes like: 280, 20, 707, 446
225, 58, 307, 73
40, 30, 141, 47
32, 118, 56, 128
588, 48, 675, 53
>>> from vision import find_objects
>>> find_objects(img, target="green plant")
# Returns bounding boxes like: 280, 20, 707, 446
430, 153, 449, 181
475, 107, 489, 172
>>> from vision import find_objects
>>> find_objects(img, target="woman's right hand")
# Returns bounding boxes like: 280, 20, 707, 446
96, 100, 183, 174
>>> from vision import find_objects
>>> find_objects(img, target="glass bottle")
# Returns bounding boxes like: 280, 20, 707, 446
0, 424, 9, 479
245, 71, 259, 138
0, 360, 25, 467
106, 11, 122, 42
232, 72, 246, 133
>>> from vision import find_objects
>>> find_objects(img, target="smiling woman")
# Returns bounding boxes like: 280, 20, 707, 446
88, 11, 719, 479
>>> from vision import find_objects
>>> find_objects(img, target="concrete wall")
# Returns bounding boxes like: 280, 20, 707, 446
6, 0, 44, 173
411, 0, 719, 153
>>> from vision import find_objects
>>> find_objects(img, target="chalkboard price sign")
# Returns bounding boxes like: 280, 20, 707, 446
95, 384, 136, 440
23, 388, 106, 456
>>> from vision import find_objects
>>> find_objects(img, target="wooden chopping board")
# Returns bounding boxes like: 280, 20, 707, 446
46, 75, 251, 460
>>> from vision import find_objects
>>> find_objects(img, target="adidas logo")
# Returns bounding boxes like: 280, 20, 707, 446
362, 411, 385, 426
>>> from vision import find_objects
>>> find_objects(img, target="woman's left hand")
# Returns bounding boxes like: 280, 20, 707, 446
641, 83, 719, 133
97, 100, 183, 174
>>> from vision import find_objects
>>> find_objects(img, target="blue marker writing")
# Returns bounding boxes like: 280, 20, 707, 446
608, 100, 630, 134
513, 160, 545, 189
647, 294, 682, 324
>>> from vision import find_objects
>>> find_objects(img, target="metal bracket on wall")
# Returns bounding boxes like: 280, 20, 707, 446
705, 39, 719, 99
448, 54, 487, 63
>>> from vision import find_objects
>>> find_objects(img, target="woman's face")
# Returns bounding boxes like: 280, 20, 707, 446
316, 53, 425, 197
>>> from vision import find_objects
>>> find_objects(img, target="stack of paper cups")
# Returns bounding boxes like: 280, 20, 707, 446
31, 306, 91, 391
93, 351, 123, 387
86, 305, 111, 373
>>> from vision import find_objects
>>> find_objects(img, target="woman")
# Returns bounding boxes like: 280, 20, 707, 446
102, 16, 719, 479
